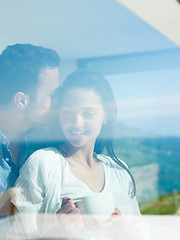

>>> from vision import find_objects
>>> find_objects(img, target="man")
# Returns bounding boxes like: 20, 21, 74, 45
0, 43, 60, 214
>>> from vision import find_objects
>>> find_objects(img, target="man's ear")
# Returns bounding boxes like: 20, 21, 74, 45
14, 92, 29, 110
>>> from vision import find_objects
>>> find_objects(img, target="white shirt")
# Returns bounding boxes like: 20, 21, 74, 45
12, 147, 140, 215
11, 147, 151, 239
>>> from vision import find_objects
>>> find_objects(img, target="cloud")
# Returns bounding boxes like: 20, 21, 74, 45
117, 95, 180, 119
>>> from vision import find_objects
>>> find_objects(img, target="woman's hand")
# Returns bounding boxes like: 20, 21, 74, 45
57, 197, 80, 214
94, 208, 143, 240
56, 197, 85, 237
112, 207, 121, 216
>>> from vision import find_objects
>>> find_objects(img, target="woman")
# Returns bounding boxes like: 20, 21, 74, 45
12, 70, 147, 239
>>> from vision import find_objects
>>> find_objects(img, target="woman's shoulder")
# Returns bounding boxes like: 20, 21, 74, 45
29, 146, 60, 156
20, 147, 66, 172
97, 154, 133, 194
95, 153, 128, 169
29, 147, 63, 160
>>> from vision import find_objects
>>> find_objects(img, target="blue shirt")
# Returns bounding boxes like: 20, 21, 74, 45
0, 132, 18, 192
0, 125, 53, 192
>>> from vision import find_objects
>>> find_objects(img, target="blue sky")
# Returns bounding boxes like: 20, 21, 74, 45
108, 69, 180, 99
106, 68, 180, 136
0, 0, 179, 136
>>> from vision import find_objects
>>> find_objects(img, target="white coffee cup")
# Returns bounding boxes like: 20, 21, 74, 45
74, 192, 114, 216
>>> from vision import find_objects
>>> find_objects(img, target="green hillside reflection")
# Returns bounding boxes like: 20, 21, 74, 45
113, 123, 180, 214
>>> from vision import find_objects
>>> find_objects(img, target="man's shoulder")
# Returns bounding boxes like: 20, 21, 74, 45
0, 131, 18, 191
0, 131, 8, 146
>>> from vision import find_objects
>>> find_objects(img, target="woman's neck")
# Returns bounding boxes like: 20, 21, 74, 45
63, 142, 95, 168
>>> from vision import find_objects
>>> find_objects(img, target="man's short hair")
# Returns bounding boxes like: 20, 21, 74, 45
0, 43, 61, 105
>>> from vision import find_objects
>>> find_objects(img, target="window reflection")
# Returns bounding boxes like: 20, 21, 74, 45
105, 70, 180, 215
77, 53, 180, 215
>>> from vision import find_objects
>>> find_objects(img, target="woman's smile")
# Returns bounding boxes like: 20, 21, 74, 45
70, 130, 88, 135
59, 88, 105, 148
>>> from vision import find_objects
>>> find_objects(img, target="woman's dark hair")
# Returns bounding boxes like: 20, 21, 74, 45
54, 70, 136, 198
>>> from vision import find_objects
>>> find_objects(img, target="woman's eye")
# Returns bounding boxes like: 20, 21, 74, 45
83, 111, 96, 118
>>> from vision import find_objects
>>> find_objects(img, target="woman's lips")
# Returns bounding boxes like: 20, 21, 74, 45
70, 130, 88, 135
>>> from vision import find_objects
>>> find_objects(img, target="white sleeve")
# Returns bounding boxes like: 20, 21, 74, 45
11, 148, 62, 214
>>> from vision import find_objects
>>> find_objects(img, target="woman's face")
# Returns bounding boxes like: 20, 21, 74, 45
59, 87, 106, 148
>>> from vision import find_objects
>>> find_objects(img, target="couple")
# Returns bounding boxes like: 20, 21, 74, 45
11, 71, 148, 239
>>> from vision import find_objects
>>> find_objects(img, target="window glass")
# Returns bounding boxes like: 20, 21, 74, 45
106, 69, 180, 214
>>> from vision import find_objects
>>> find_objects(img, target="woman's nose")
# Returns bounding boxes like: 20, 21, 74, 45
73, 113, 84, 127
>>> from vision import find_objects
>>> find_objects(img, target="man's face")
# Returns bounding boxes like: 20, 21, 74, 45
32, 67, 60, 124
